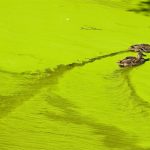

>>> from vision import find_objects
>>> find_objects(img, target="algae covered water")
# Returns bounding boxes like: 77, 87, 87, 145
0, 0, 150, 150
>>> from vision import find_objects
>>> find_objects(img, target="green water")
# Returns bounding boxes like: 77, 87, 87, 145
1, 0, 150, 150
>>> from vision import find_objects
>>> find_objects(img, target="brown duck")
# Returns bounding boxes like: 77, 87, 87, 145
117, 51, 149, 67
129, 44, 150, 53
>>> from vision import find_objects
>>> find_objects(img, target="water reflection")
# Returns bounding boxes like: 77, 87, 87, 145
44, 92, 150, 150
108, 67, 150, 116
128, 0, 150, 16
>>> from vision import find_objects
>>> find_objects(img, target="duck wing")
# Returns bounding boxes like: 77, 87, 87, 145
119, 57, 136, 63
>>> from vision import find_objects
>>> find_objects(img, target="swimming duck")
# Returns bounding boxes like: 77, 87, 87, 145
129, 44, 150, 53
117, 52, 149, 67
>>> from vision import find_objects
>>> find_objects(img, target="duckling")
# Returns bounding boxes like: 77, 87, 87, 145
117, 52, 149, 67
129, 44, 150, 53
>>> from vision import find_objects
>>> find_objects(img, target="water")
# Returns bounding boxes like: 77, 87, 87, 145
0, 0, 150, 149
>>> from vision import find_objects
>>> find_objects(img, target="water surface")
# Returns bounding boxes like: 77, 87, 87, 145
0, 0, 150, 150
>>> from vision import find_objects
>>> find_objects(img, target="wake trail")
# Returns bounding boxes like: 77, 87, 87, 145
0, 50, 129, 76
0, 50, 129, 117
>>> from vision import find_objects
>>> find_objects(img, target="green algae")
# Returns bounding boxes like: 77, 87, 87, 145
0, 0, 150, 150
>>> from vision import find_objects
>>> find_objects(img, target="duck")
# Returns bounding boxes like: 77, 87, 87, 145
117, 51, 149, 67
129, 44, 150, 53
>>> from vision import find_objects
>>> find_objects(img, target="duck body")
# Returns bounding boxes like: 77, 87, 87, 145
117, 52, 149, 67
129, 44, 150, 53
